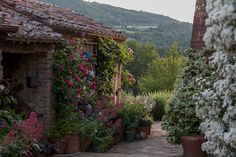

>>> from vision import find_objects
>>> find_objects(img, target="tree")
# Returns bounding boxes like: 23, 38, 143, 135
139, 42, 185, 93
139, 55, 184, 93
125, 40, 159, 79
165, 42, 183, 58
123, 40, 159, 94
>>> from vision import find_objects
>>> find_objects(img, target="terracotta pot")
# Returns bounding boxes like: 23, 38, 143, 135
147, 125, 151, 135
181, 135, 206, 157
64, 134, 80, 154
135, 127, 149, 140
124, 128, 136, 142
79, 138, 91, 152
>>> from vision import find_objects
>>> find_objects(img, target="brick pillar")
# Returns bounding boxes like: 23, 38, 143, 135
190, 0, 207, 50
37, 46, 55, 137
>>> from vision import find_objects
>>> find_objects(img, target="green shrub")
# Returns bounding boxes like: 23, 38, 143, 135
48, 113, 80, 139
89, 121, 113, 152
150, 91, 172, 121
162, 50, 205, 144
120, 103, 148, 129
120, 92, 154, 114
138, 116, 154, 127
77, 120, 98, 140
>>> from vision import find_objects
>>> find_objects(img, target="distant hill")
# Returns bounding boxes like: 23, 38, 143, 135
41, 0, 192, 53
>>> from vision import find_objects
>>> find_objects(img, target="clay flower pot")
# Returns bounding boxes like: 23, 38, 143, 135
135, 127, 149, 140
49, 137, 69, 154
124, 128, 136, 142
147, 125, 151, 135
181, 135, 206, 157
65, 134, 80, 154
79, 138, 91, 152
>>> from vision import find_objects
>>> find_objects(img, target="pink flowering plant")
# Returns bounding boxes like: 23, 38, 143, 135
0, 112, 43, 157
52, 45, 97, 116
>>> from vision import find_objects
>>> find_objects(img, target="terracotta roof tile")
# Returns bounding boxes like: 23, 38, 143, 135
0, 0, 126, 42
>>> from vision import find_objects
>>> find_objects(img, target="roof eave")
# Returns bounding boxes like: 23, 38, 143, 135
0, 24, 19, 33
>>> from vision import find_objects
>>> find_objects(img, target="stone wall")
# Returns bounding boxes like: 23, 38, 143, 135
190, 0, 207, 50
2, 48, 54, 136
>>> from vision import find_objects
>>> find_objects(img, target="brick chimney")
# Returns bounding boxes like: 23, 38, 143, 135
190, 0, 207, 50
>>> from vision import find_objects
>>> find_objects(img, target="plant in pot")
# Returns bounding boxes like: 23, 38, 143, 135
77, 119, 99, 152
120, 103, 148, 142
136, 116, 154, 139
124, 121, 138, 142
88, 120, 113, 153
106, 118, 123, 145
48, 115, 80, 155
162, 50, 208, 157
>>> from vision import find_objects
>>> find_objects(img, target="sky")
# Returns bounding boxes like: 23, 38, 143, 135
84, 0, 196, 23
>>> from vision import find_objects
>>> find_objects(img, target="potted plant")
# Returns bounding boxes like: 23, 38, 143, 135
136, 116, 154, 139
120, 103, 149, 142
90, 122, 113, 153
77, 119, 99, 152
108, 118, 123, 144
124, 121, 138, 142
162, 50, 207, 157
48, 119, 71, 154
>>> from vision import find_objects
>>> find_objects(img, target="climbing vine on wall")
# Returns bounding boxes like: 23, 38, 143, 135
96, 38, 133, 96
52, 45, 96, 117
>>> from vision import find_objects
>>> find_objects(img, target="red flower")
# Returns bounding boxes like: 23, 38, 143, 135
83, 57, 89, 62
21, 112, 43, 141
67, 95, 73, 100
114, 119, 122, 128
72, 102, 78, 107
2, 130, 16, 145
64, 80, 74, 87
84, 67, 89, 76
90, 82, 97, 91
80, 52, 84, 58
78, 63, 85, 71
74, 75, 81, 82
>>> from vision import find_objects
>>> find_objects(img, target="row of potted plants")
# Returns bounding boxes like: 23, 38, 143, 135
120, 103, 154, 142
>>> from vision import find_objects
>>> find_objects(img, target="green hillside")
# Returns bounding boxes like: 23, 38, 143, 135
41, 0, 192, 52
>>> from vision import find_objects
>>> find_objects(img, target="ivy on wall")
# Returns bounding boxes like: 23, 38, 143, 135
96, 38, 133, 96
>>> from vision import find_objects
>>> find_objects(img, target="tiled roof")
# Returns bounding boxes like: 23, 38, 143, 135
0, 0, 126, 42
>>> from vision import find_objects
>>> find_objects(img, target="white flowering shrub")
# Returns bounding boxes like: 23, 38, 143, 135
162, 49, 209, 144
195, 0, 236, 156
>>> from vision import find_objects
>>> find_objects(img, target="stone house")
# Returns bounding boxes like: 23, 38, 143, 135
0, 0, 126, 131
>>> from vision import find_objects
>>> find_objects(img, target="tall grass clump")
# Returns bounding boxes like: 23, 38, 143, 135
149, 91, 172, 121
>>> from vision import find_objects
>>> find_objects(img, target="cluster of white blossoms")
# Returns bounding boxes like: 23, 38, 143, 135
196, 0, 236, 156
